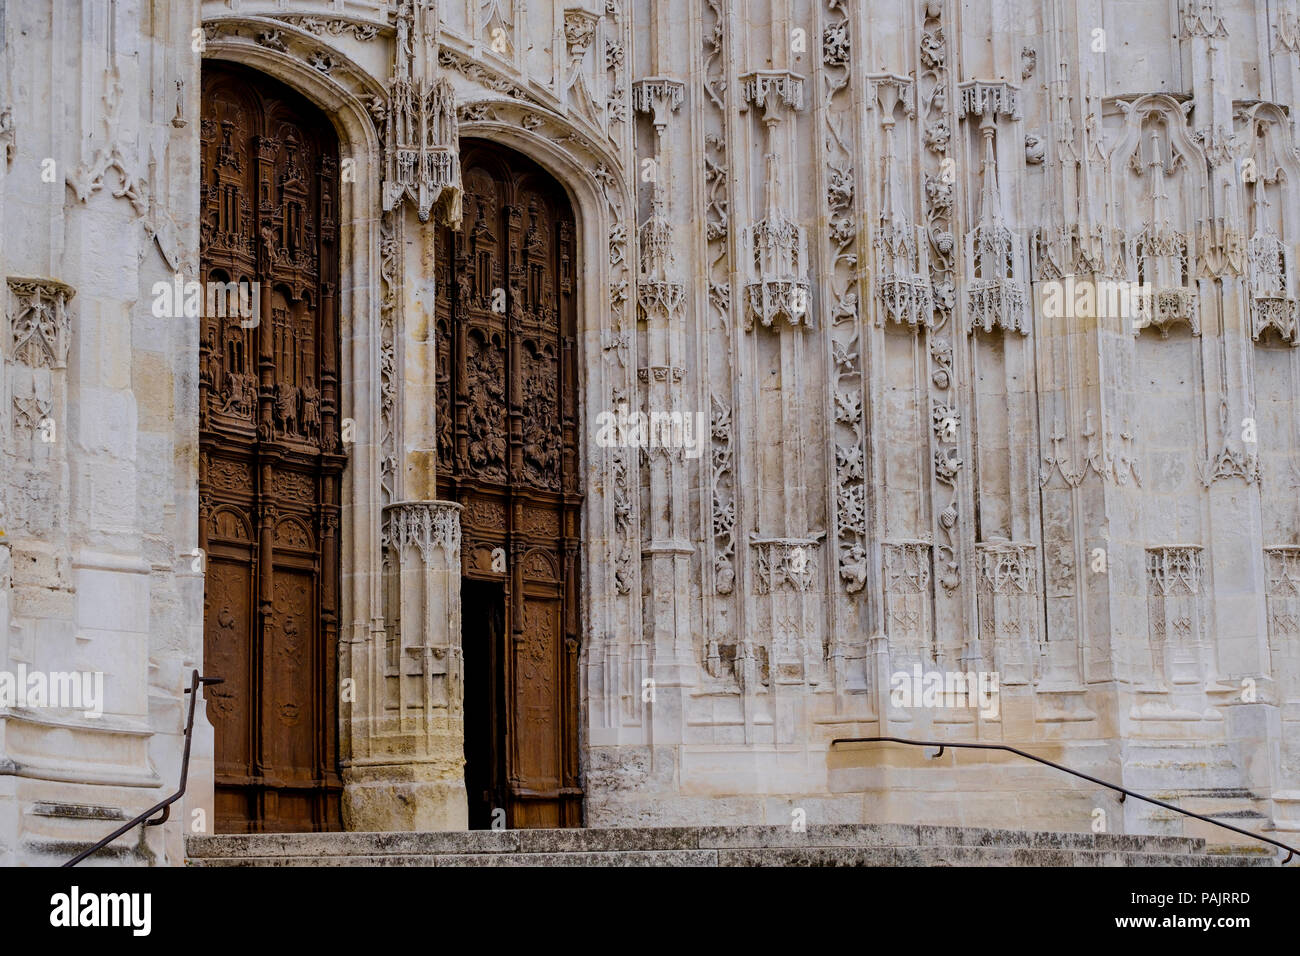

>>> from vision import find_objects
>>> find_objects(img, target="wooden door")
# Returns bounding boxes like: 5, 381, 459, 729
198, 63, 344, 833
435, 140, 582, 828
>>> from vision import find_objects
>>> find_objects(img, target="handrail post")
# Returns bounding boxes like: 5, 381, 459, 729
63, 670, 223, 867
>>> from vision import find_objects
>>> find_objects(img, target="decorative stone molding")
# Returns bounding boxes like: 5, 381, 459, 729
966, 270, 1028, 335
272, 15, 383, 43
1201, 400, 1260, 485
368, 2, 463, 225
826, 10, 866, 602
1117, 103, 1202, 338
636, 365, 685, 383
372, 76, 461, 224
957, 80, 1021, 121
872, 74, 931, 333
750, 535, 822, 594
738, 65, 809, 333
65, 70, 148, 216
883, 541, 933, 660
437, 47, 541, 105
609, 388, 636, 595
709, 394, 736, 594
563, 9, 598, 57
919, 4, 966, 603
1265, 547, 1300, 647
1145, 546, 1206, 684
384, 500, 461, 563
963, 115, 1029, 336
636, 183, 683, 321
739, 70, 805, 115
975, 540, 1040, 683
1248, 231, 1299, 344
1181, 0, 1229, 38
631, 77, 684, 132
742, 219, 811, 330
7, 278, 75, 369
378, 212, 399, 504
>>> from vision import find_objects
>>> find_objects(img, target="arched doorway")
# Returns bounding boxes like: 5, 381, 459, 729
434, 140, 583, 828
198, 62, 344, 833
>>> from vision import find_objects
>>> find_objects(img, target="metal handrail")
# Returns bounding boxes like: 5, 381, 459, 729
63, 669, 223, 867
830, 735, 1297, 864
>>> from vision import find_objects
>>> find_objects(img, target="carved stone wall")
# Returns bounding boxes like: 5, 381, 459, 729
4, 0, 1300, 859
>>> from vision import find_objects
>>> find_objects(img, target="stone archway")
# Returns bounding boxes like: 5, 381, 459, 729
199, 15, 633, 833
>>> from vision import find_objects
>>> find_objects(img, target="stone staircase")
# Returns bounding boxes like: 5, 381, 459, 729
187, 823, 1280, 866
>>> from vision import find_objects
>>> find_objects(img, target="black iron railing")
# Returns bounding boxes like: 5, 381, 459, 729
830, 735, 1297, 864
63, 670, 222, 867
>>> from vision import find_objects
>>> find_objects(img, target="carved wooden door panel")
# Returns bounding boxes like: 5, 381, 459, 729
199, 63, 344, 833
435, 140, 582, 828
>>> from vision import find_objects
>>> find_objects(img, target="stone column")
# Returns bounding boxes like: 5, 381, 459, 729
343, 499, 465, 831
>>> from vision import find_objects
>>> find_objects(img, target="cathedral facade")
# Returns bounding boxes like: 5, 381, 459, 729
1, 0, 1299, 865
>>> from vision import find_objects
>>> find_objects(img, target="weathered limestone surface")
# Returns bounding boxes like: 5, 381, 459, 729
1, 0, 1299, 864
183, 823, 1276, 866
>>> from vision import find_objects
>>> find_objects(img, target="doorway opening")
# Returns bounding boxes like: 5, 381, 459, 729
463, 578, 506, 830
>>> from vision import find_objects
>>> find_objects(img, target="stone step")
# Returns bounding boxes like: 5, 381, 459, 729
186, 823, 1280, 867
187, 847, 1274, 867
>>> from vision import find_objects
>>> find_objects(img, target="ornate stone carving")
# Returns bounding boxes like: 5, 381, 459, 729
633, 80, 684, 323
739, 68, 809, 332
66, 71, 147, 215
1145, 546, 1206, 683
962, 92, 1028, 336
385, 501, 461, 561
1201, 400, 1260, 485
7, 279, 73, 369
379, 211, 399, 504
825, 26, 866, 596
710, 395, 735, 594
1181, 0, 1229, 38
631, 78, 684, 132
1122, 107, 1201, 337
920, 5, 964, 596
11, 395, 51, 439
740, 71, 804, 114
751, 536, 822, 594
437, 48, 538, 104
1265, 548, 1300, 648
610, 391, 635, 595
957, 80, 1021, 121
372, 2, 462, 226
975, 541, 1039, 682
883, 542, 933, 660
702, 0, 737, 636
1247, 228, 1299, 344
1021, 47, 1038, 80
274, 15, 381, 42
872, 76, 930, 332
